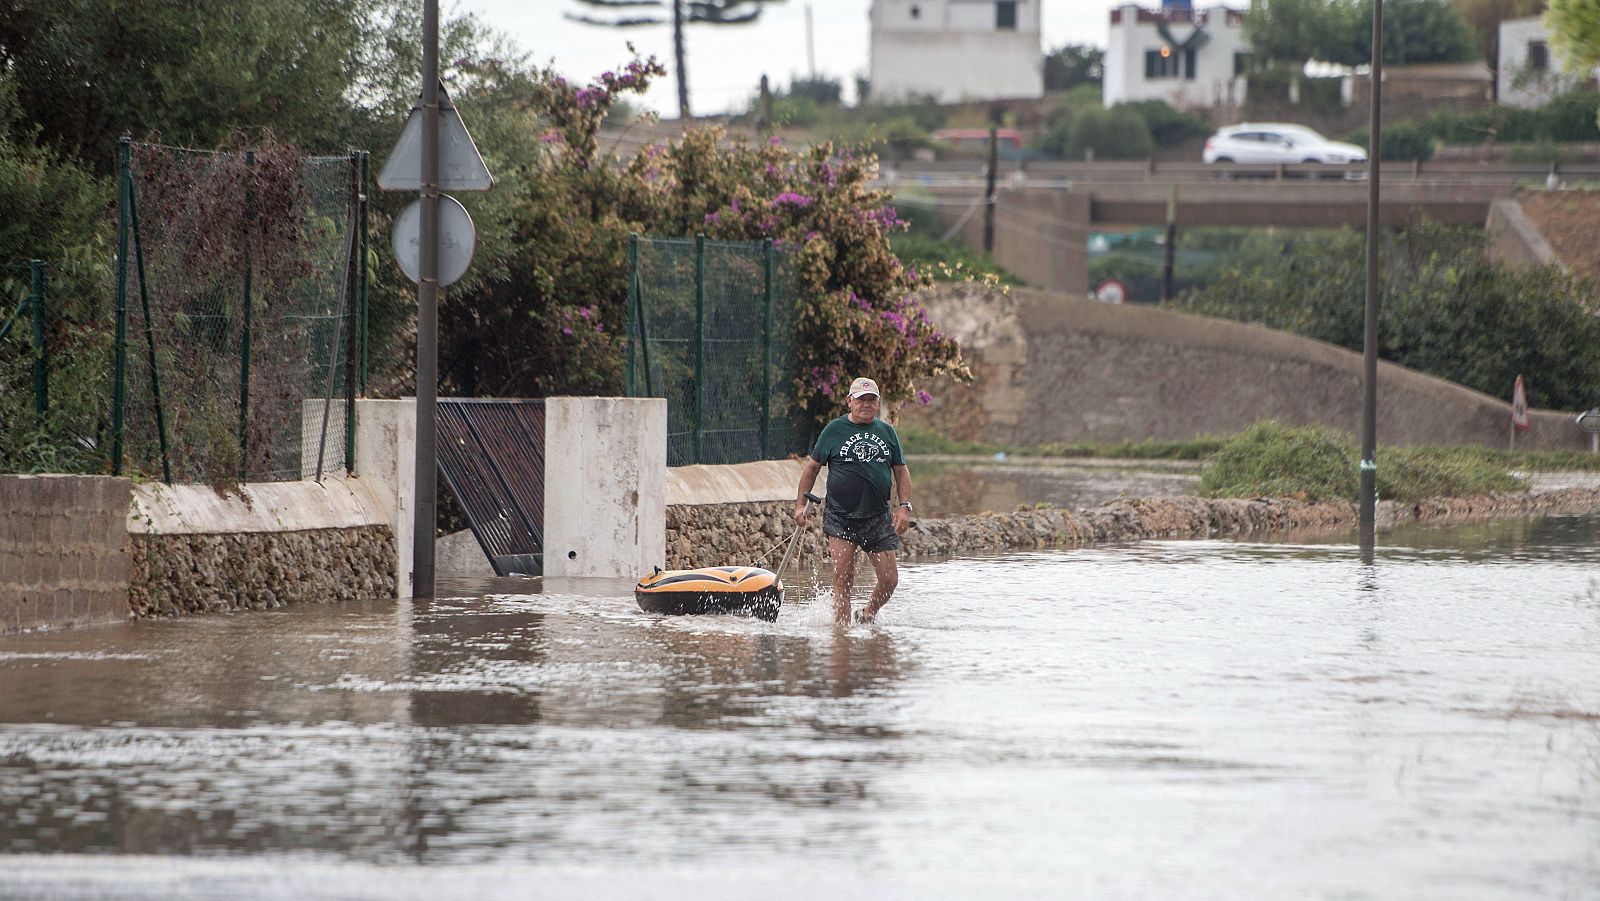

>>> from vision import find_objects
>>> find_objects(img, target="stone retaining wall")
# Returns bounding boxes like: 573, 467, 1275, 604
668, 488, 1600, 568
129, 526, 396, 618
0, 475, 132, 633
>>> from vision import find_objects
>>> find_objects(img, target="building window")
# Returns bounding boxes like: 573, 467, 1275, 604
1145, 48, 1182, 79
1234, 52, 1251, 77
996, 1, 1017, 30
1184, 48, 1197, 80
1527, 40, 1549, 71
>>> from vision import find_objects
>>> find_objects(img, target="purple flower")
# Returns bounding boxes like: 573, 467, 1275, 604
770, 192, 812, 209
704, 211, 721, 225
578, 306, 593, 320
561, 327, 573, 336
916, 390, 933, 406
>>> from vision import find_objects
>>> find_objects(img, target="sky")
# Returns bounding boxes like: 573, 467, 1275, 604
460, 0, 1125, 116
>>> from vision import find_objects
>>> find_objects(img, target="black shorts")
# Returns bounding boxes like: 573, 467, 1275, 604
821, 506, 900, 553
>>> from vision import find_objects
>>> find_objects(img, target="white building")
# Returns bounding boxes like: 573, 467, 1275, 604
1498, 16, 1600, 108
1103, 2, 1249, 109
868, 0, 1044, 103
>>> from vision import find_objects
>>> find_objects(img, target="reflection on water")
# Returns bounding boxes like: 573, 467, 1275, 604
914, 457, 1200, 515
2, 517, 1600, 898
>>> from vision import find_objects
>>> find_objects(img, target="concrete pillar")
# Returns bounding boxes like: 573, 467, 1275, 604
543, 397, 667, 579
354, 399, 417, 597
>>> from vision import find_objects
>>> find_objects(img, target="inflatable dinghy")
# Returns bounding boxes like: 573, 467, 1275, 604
634, 566, 782, 622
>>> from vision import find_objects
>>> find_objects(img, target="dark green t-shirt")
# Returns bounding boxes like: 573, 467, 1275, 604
810, 415, 906, 519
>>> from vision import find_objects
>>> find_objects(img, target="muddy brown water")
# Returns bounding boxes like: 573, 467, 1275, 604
2, 514, 1599, 898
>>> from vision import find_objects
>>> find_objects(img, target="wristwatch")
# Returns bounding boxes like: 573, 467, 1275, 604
898, 502, 913, 512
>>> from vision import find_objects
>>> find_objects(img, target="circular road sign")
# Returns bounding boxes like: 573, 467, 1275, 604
1094, 278, 1128, 304
392, 194, 476, 287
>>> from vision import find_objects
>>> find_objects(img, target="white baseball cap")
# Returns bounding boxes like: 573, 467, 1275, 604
848, 377, 880, 398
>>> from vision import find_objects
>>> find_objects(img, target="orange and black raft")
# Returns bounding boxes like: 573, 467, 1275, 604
634, 566, 782, 622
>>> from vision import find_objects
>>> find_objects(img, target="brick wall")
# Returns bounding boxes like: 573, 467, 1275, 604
0, 475, 132, 633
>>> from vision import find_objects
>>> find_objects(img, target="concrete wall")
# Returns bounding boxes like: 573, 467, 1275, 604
1485, 198, 1560, 270
869, 0, 1043, 102
0, 475, 132, 633
127, 477, 397, 617
1105, 4, 1249, 110
898, 284, 1592, 451
544, 397, 667, 579
353, 399, 417, 596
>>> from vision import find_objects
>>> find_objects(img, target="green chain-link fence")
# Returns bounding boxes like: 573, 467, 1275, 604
625, 234, 809, 466
113, 140, 369, 484
0, 260, 113, 474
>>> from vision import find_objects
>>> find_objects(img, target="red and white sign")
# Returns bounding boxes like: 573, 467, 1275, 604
1094, 278, 1128, 304
1511, 374, 1531, 432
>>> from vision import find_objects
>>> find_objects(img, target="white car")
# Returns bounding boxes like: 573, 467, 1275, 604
1202, 124, 1367, 165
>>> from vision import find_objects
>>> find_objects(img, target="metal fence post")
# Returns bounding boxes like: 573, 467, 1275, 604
345, 151, 360, 474
760, 239, 774, 459
112, 139, 131, 476
358, 151, 370, 395
693, 233, 706, 464
30, 260, 46, 417
238, 149, 255, 478
626, 233, 638, 396
128, 156, 173, 485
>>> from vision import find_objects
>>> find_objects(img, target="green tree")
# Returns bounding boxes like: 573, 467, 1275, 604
1043, 44, 1105, 91
1248, 0, 1478, 65
1546, 0, 1600, 126
0, 0, 425, 174
567, 0, 784, 119
1170, 222, 1600, 410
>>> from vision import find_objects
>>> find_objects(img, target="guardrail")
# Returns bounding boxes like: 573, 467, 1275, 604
879, 159, 1600, 187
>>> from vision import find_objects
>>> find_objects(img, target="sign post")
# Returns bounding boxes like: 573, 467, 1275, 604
378, 2, 492, 598
1576, 409, 1600, 453
1511, 374, 1531, 451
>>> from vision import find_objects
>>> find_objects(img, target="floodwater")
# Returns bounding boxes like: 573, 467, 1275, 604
3, 515, 1600, 899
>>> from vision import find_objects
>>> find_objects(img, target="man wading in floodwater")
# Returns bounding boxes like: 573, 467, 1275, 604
794, 377, 913, 625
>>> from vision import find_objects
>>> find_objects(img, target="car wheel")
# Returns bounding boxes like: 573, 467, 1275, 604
1213, 158, 1234, 179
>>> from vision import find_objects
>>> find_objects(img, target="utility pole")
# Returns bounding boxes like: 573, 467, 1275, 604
1161, 185, 1177, 303
674, 0, 691, 120
1359, 0, 1384, 560
805, 3, 817, 80
983, 104, 1001, 254
414, 0, 441, 597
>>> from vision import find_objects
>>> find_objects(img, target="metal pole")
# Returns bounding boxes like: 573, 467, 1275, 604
983, 116, 999, 254
345, 151, 360, 474
129, 172, 173, 485
760, 238, 774, 460
239, 149, 255, 478
693, 233, 706, 465
413, 0, 441, 597
1359, 0, 1384, 557
626, 233, 638, 395
113, 138, 131, 476
1161, 186, 1177, 304
359, 151, 371, 394
30, 260, 46, 418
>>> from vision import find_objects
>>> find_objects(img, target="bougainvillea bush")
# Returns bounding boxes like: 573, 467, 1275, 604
445, 55, 971, 423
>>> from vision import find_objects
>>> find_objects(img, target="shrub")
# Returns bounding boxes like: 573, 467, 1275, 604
1115, 100, 1210, 148
1344, 122, 1435, 160
1065, 107, 1154, 160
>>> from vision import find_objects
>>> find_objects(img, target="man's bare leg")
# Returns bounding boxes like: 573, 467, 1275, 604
857, 550, 899, 623
828, 536, 859, 624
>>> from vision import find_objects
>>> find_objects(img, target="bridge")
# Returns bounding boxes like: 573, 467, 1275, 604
878, 160, 1599, 293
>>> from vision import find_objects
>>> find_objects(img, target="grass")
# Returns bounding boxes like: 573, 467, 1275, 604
897, 422, 1220, 461
1198, 421, 1527, 503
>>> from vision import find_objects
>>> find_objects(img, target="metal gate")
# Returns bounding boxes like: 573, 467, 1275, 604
436, 399, 545, 576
